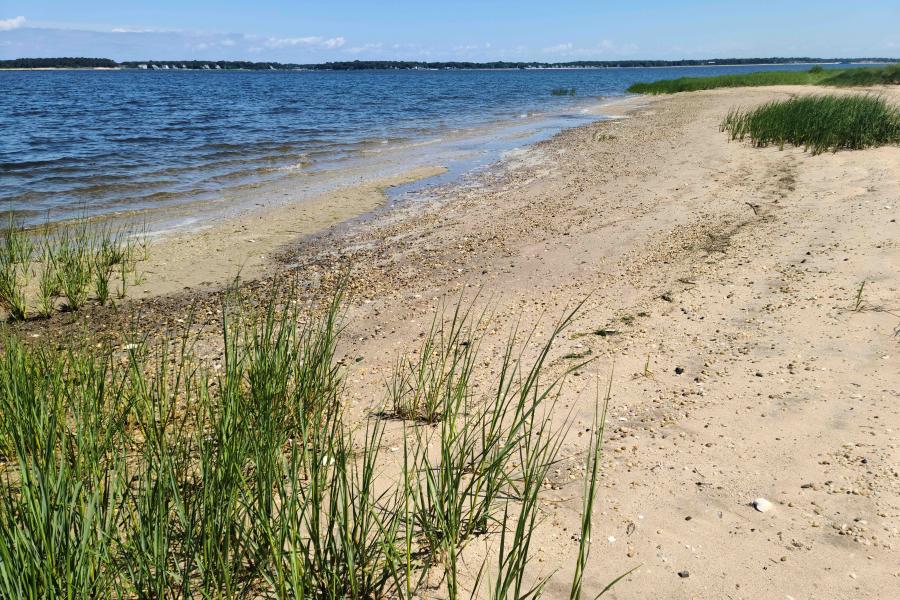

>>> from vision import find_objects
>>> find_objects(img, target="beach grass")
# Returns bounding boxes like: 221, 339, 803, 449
0, 216, 149, 319
627, 63, 900, 94
0, 286, 627, 598
0, 218, 34, 320
720, 94, 900, 155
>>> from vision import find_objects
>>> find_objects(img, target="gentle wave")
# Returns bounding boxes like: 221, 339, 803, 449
0, 64, 837, 226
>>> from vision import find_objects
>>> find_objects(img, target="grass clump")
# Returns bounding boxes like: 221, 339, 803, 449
721, 94, 900, 155
0, 288, 629, 598
0, 216, 149, 319
627, 63, 900, 94
822, 63, 900, 87
0, 218, 34, 320
628, 69, 831, 94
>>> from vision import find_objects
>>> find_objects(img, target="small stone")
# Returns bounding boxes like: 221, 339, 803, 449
675, 366, 685, 375
677, 570, 690, 578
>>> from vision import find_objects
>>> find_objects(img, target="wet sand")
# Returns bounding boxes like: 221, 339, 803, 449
15, 86, 900, 599
131, 165, 446, 296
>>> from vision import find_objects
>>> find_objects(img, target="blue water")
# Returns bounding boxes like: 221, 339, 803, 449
0, 63, 856, 225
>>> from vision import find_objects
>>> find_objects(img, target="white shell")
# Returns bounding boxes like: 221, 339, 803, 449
752, 498, 774, 513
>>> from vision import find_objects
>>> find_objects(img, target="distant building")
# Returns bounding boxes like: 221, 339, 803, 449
137, 64, 148, 69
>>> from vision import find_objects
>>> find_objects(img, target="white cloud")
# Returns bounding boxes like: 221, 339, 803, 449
265, 36, 345, 49
344, 42, 384, 55
110, 27, 179, 34
0, 15, 26, 31
543, 42, 573, 54
541, 39, 639, 58
0, 24, 351, 61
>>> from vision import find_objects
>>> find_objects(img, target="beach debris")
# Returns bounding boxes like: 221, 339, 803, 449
562, 348, 593, 360
593, 327, 619, 337
752, 498, 774, 513
675, 366, 685, 375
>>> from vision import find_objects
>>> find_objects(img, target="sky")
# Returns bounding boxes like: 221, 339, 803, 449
1, 1, 899, 63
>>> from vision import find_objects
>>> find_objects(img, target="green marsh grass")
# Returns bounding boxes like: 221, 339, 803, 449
0, 216, 150, 319
0, 218, 34, 320
387, 298, 482, 422
0, 287, 629, 598
820, 63, 900, 87
627, 63, 900, 94
720, 94, 900, 155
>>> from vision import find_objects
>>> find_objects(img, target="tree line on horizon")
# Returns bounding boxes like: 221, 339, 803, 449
2, 56, 898, 71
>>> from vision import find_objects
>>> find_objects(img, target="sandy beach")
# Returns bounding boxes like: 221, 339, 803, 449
15, 85, 900, 598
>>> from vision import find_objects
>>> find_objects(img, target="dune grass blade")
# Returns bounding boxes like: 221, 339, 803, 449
721, 94, 900, 155
570, 375, 612, 600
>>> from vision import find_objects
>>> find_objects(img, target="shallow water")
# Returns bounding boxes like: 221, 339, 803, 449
0, 63, 855, 227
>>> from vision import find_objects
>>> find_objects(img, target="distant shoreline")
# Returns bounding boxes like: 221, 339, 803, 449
2, 57, 897, 71
3, 62, 896, 72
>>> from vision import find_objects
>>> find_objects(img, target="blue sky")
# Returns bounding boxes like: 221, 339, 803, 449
2, 1, 899, 62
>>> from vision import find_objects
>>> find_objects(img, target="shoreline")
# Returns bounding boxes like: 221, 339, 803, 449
3, 61, 895, 72
82, 94, 641, 297
5, 88, 621, 233
9, 86, 900, 599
